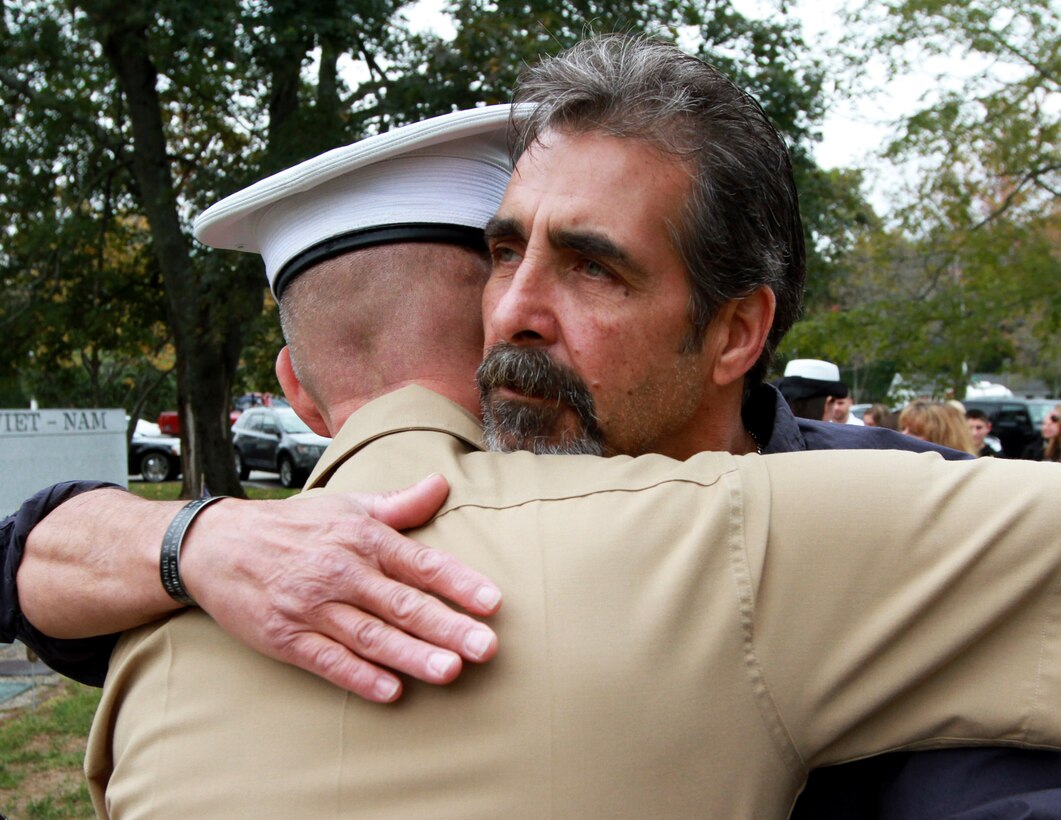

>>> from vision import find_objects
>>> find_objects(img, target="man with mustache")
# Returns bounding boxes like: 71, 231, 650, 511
85, 40, 1061, 817
475, 40, 1061, 816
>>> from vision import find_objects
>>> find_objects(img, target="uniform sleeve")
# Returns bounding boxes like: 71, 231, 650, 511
744, 451, 1061, 768
1, 481, 123, 685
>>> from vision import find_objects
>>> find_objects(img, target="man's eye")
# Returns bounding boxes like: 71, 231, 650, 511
579, 259, 613, 279
490, 245, 520, 265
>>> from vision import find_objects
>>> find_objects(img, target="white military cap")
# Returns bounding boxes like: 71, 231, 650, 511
777, 358, 848, 402
193, 105, 515, 298
783, 358, 842, 382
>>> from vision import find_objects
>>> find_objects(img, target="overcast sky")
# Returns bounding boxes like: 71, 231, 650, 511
399, 0, 987, 211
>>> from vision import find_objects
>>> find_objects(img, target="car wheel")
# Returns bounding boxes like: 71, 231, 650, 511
234, 449, 250, 480
278, 455, 303, 489
140, 452, 173, 483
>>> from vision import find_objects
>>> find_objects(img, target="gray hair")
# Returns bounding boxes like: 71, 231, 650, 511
511, 34, 806, 386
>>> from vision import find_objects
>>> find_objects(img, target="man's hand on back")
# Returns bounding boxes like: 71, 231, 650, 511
18, 475, 501, 703
182, 474, 500, 702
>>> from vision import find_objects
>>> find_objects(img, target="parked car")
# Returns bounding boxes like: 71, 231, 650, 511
232, 392, 290, 413
158, 394, 290, 435
961, 397, 1041, 458
129, 420, 181, 482
231, 406, 330, 488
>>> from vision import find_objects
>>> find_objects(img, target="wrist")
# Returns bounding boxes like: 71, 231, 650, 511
160, 496, 230, 607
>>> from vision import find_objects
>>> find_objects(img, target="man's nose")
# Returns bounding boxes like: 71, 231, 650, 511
484, 259, 559, 347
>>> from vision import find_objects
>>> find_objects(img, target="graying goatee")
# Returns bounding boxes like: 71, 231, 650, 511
476, 343, 604, 455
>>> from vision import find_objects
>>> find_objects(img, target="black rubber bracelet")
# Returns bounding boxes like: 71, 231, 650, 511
160, 496, 229, 606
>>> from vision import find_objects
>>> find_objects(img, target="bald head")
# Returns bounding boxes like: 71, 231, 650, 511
278, 242, 490, 425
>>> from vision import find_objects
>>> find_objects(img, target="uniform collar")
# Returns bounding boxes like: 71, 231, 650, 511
305, 386, 485, 489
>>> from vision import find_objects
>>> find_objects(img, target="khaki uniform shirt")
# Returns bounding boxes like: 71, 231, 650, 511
87, 386, 1061, 819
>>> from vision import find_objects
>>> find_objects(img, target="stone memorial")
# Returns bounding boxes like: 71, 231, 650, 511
0, 408, 127, 515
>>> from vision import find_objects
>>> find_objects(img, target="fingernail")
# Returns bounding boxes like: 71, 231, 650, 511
375, 677, 400, 701
464, 627, 495, 660
475, 585, 502, 611
427, 651, 460, 679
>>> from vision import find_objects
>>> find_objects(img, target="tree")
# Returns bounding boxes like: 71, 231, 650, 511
782, 188, 1060, 399
2, 0, 408, 496
0, 3, 174, 427
852, 0, 1059, 226
3, 0, 850, 492
782, 0, 1061, 396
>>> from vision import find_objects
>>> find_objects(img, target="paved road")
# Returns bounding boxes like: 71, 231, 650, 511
0, 642, 60, 714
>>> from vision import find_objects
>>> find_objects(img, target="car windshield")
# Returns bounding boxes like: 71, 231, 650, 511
277, 410, 312, 434
1028, 401, 1058, 427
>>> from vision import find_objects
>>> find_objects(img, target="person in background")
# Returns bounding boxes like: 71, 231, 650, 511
863, 403, 897, 430
900, 400, 978, 456
830, 395, 864, 426
966, 408, 1002, 457
775, 358, 847, 422
1021, 403, 1061, 462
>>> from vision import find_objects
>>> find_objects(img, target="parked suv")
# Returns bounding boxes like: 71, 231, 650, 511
961, 398, 1041, 458
231, 406, 330, 488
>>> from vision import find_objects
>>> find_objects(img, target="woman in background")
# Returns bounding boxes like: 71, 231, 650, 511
1021, 403, 1061, 462
899, 400, 978, 456
863, 403, 897, 430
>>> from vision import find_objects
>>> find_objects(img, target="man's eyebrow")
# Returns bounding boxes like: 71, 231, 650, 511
553, 229, 650, 283
553, 229, 630, 266
485, 218, 648, 283
484, 216, 524, 242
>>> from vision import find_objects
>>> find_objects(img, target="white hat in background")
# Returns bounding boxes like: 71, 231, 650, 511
194, 105, 517, 298
783, 359, 842, 382
776, 358, 849, 402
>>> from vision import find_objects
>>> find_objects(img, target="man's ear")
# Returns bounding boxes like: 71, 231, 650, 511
275, 346, 330, 436
710, 286, 776, 388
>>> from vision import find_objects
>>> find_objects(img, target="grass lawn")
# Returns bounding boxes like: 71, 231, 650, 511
0, 681, 101, 819
129, 481, 300, 501
0, 480, 298, 816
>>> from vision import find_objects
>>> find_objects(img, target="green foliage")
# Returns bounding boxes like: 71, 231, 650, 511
786, 0, 1061, 395
3, 0, 855, 440
233, 290, 286, 396
783, 198, 1060, 399
26, 784, 94, 820
848, 0, 1059, 228
0, 2, 175, 412
128, 481, 299, 500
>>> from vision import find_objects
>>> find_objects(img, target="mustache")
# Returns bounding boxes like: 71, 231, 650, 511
476, 343, 601, 432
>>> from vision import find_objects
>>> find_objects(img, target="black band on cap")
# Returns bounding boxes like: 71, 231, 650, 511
775, 376, 849, 403
272, 224, 487, 299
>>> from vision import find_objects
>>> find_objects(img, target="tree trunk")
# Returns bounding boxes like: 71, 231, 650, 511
91, 11, 251, 498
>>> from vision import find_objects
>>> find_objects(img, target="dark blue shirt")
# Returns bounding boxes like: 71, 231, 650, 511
747, 382, 970, 460
1, 480, 121, 685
